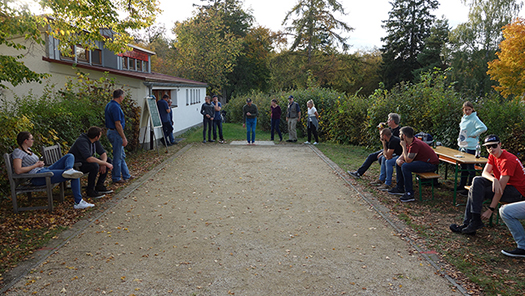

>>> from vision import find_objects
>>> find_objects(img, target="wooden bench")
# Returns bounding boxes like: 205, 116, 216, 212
4, 152, 64, 213
415, 172, 440, 201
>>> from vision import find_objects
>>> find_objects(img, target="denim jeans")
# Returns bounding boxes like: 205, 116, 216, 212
213, 119, 223, 140
78, 157, 112, 192
203, 117, 213, 141
31, 154, 82, 204
463, 176, 525, 224
246, 118, 257, 143
356, 150, 382, 176
108, 129, 130, 182
500, 201, 525, 250
379, 155, 399, 185
271, 118, 282, 141
395, 161, 437, 194
459, 148, 476, 188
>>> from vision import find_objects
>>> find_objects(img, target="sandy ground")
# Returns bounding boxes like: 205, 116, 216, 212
5, 144, 462, 295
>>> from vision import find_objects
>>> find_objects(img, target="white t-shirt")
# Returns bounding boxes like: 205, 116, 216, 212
308, 107, 317, 121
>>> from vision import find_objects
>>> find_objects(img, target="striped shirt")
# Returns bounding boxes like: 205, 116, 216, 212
12, 148, 42, 174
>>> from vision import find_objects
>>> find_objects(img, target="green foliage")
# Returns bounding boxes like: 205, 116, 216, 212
381, 0, 438, 88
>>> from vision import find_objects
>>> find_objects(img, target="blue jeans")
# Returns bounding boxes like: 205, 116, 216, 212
460, 148, 476, 187
500, 201, 525, 250
213, 120, 223, 140
271, 118, 282, 140
357, 150, 382, 176
31, 154, 82, 204
395, 161, 437, 194
463, 176, 524, 224
246, 118, 257, 143
379, 155, 399, 185
108, 129, 130, 182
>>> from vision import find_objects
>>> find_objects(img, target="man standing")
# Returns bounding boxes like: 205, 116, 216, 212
157, 94, 174, 146
212, 95, 225, 143
242, 98, 258, 145
450, 135, 525, 235
270, 99, 283, 142
69, 126, 114, 198
200, 96, 215, 143
348, 113, 401, 178
167, 99, 176, 145
105, 89, 132, 184
375, 128, 402, 191
286, 95, 301, 142
388, 126, 439, 202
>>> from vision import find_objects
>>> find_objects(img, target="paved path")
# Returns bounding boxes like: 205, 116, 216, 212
6, 144, 463, 295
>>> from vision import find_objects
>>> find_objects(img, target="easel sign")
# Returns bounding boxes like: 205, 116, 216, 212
142, 95, 166, 154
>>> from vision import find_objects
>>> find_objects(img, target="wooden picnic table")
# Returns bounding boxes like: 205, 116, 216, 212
433, 146, 488, 205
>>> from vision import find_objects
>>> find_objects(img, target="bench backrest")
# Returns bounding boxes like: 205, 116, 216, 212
41, 144, 62, 166
3, 152, 21, 189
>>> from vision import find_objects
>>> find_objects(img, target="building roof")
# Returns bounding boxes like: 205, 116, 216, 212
42, 57, 208, 87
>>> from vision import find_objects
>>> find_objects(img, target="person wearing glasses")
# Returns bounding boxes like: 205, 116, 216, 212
450, 135, 525, 235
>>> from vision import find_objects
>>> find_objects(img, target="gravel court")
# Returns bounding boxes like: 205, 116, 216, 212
7, 144, 462, 295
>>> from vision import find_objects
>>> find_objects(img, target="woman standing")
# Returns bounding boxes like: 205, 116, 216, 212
270, 99, 282, 142
457, 101, 487, 195
305, 100, 319, 145
12, 131, 94, 209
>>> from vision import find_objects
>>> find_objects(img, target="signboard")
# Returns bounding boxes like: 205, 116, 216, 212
145, 95, 162, 128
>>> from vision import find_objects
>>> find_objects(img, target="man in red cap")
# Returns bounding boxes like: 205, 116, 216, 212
450, 134, 525, 235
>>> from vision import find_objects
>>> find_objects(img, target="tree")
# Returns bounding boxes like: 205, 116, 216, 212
0, 0, 160, 88
380, 0, 438, 88
415, 18, 449, 78
447, 0, 522, 97
172, 7, 243, 94
282, 0, 353, 63
487, 18, 525, 99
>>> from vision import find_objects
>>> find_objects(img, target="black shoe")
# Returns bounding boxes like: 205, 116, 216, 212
209, 139, 215, 142
348, 171, 361, 179
399, 192, 415, 202
388, 187, 405, 195
293, 139, 297, 142
462, 220, 485, 234
95, 186, 114, 194
458, 189, 469, 196
286, 139, 293, 142
87, 190, 105, 199
501, 248, 525, 258
449, 223, 468, 233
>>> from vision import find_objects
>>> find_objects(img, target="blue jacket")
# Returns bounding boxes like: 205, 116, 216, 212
457, 111, 487, 149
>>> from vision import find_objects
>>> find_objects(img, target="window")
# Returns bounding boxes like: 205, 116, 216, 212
92, 49, 102, 65
137, 60, 143, 72
172, 90, 178, 107
186, 89, 189, 106
122, 57, 128, 69
129, 58, 136, 70
143, 61, 149, 72
60, 45, 75, 60
76, 46, 89, 63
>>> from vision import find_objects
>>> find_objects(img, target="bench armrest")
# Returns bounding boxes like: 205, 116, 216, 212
12, 172, 54, 179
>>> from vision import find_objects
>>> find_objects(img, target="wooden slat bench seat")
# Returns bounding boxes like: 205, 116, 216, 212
415, 172, 440, 201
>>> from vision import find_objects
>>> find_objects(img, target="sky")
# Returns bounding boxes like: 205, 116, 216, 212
155, 0, 471, 52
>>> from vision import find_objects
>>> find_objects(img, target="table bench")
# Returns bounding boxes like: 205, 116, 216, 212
415, 172, 440, 201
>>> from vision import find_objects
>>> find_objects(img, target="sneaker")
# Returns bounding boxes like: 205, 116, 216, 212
370, 179, 383, 186
501, 248, 525, 258
388, 187, 405, 195
62, 169, 84, 179
457, 189, 469, 196
113, 179, 126, 184
462, 220, 485, 234
95, 186, 113, 194
293, 139, 297, 142
202, 140, 206, 143
449, 223, 468, 233
209, 139, 215, 142
87, 190, 105, 199
378, 184, 392, 191
74, 199, 95, 210
286, 139, 293, 142
400, 192, 415, 202
348, 171, 361, 179
304, 141, 310, 144
313, 142, 318, 145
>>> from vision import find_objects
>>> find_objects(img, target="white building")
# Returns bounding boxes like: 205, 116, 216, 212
1, 31, 207, 148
